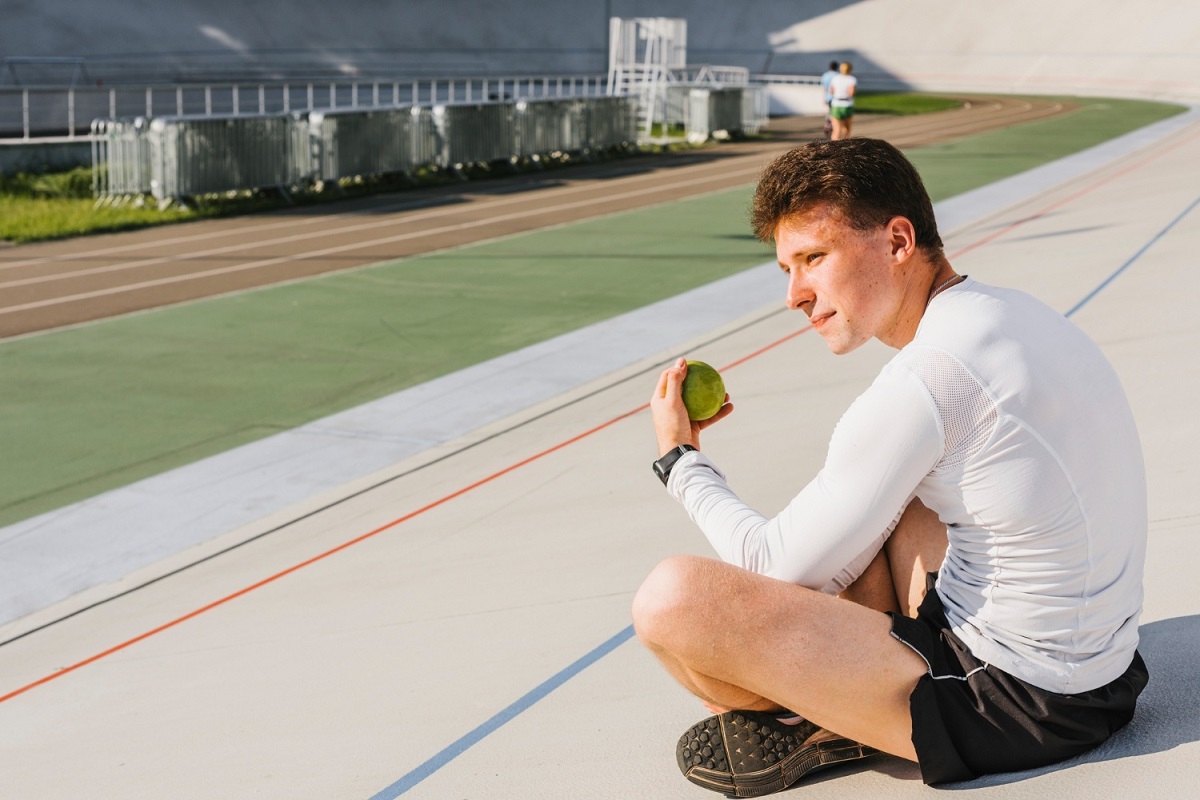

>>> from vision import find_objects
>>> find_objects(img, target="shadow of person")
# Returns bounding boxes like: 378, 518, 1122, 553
945, 614, 1200, 788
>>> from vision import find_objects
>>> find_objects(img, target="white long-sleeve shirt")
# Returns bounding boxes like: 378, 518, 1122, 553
668, 278, 1146, 693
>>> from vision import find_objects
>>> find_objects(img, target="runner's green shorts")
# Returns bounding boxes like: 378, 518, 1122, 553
830, 105, 854, 120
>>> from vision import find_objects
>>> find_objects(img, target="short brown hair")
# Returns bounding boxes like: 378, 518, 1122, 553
752, 138, 943, 256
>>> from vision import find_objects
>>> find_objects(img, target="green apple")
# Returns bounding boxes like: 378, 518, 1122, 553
681, 360, 725, 421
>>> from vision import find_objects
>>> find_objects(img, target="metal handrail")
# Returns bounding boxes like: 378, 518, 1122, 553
673, 65, 751, 86
751, 73, 822, 85
0, 72, 612, 141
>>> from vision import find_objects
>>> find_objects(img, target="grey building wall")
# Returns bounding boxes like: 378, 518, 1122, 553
0, 1, 859, 83
2, 1, 1195, 101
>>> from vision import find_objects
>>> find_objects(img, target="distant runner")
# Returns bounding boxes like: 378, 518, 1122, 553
829, 62, 857, 140
819, 60, 840, 138
635, 137, 1148, 795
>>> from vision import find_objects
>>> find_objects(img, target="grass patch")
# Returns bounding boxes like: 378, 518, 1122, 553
0, 166, 95, 198
0, 195, 199, 243
854, 92, 963, 115
0, 142, 679, 244
0, 166, 195, 242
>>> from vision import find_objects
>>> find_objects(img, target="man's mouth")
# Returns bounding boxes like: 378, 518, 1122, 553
810, 310, 835, 329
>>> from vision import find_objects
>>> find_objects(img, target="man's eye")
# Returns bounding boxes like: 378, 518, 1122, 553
807, 253, 823, 264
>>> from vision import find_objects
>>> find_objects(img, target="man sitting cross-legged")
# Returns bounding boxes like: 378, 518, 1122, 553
634, 138, 1149, 795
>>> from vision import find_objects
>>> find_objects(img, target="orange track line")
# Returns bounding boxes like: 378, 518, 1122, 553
0, 402, 647, 704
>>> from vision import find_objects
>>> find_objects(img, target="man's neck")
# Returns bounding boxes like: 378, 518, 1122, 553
881, 256, 956, 349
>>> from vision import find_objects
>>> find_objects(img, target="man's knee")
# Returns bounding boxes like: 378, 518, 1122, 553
632, 554, 710, 646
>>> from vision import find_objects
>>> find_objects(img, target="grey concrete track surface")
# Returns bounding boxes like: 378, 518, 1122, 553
0, 96, 1066, 338
0, 109, 1196, 798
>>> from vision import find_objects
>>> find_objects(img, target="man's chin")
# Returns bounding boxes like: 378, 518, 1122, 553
820, 332, 866, 356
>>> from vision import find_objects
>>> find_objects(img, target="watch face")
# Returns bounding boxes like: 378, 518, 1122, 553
653, 445, 693, 485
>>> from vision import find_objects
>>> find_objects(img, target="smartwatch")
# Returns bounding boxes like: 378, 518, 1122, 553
652, 444, 697, 486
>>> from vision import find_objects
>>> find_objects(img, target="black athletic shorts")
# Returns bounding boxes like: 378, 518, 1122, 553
888, 578, 1149, 785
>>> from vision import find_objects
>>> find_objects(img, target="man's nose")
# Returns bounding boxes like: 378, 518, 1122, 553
785, 271, 813, 311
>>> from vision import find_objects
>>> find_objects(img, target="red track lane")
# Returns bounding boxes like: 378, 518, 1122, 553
1, 120, 1192, 705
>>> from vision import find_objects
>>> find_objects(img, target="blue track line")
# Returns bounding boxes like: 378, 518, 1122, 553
369, 625, 636, 799
1065, 194, 1200, 318
367, 192, 1199, 800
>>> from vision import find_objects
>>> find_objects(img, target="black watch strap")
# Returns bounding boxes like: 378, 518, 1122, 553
652, 444, 697, 486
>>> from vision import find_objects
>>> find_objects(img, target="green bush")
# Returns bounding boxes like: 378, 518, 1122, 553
0, 165, 95, 199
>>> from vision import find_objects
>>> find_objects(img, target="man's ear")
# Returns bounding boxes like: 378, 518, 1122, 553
887, 216, 918, 264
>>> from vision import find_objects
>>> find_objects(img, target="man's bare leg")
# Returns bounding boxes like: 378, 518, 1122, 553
883, 497, 948, 617
633, 499, 951, 760
633, 555, 926, 760
838, 497, 949, 615
838, 543, 901, 614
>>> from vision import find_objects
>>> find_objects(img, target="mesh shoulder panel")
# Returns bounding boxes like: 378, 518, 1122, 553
904, 347, 998, 470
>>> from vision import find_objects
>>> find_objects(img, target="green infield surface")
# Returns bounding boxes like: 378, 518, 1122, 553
0, 96, 1185, 527
907, 96, 1187, 198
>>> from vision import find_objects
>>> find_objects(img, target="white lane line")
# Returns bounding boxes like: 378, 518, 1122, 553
0, 152, 766, 273
0, 158, 769, 292
0, 164, 765, 316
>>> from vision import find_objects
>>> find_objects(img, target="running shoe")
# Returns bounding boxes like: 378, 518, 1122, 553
676, 710, 878, 797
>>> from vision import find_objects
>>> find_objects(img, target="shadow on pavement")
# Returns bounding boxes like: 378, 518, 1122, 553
948, 614, 1200, 788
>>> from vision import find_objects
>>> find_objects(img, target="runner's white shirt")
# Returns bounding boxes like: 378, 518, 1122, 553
829, 73, 856, 107
667, 278, 1146, 693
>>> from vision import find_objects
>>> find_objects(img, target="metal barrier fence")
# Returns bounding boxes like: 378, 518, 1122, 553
91, 118, 151, 197
305, 107, 424, 182
147, 114, 305, 200
706, 88, 745, 138
432, 103, 517, 167
93, 95, 641, 202
585, 95, 641, 150
662, 86, 767, 141
512, 98, 588, 156
742, 85, 769, 135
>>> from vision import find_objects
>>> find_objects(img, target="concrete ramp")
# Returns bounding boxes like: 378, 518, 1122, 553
764, 0, 1200, 103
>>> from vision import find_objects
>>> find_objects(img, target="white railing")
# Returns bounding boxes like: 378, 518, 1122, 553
0, 73, 611, 140
3, 69, 802, 143
751, 74, 823, 86
674, 65, 751, 86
